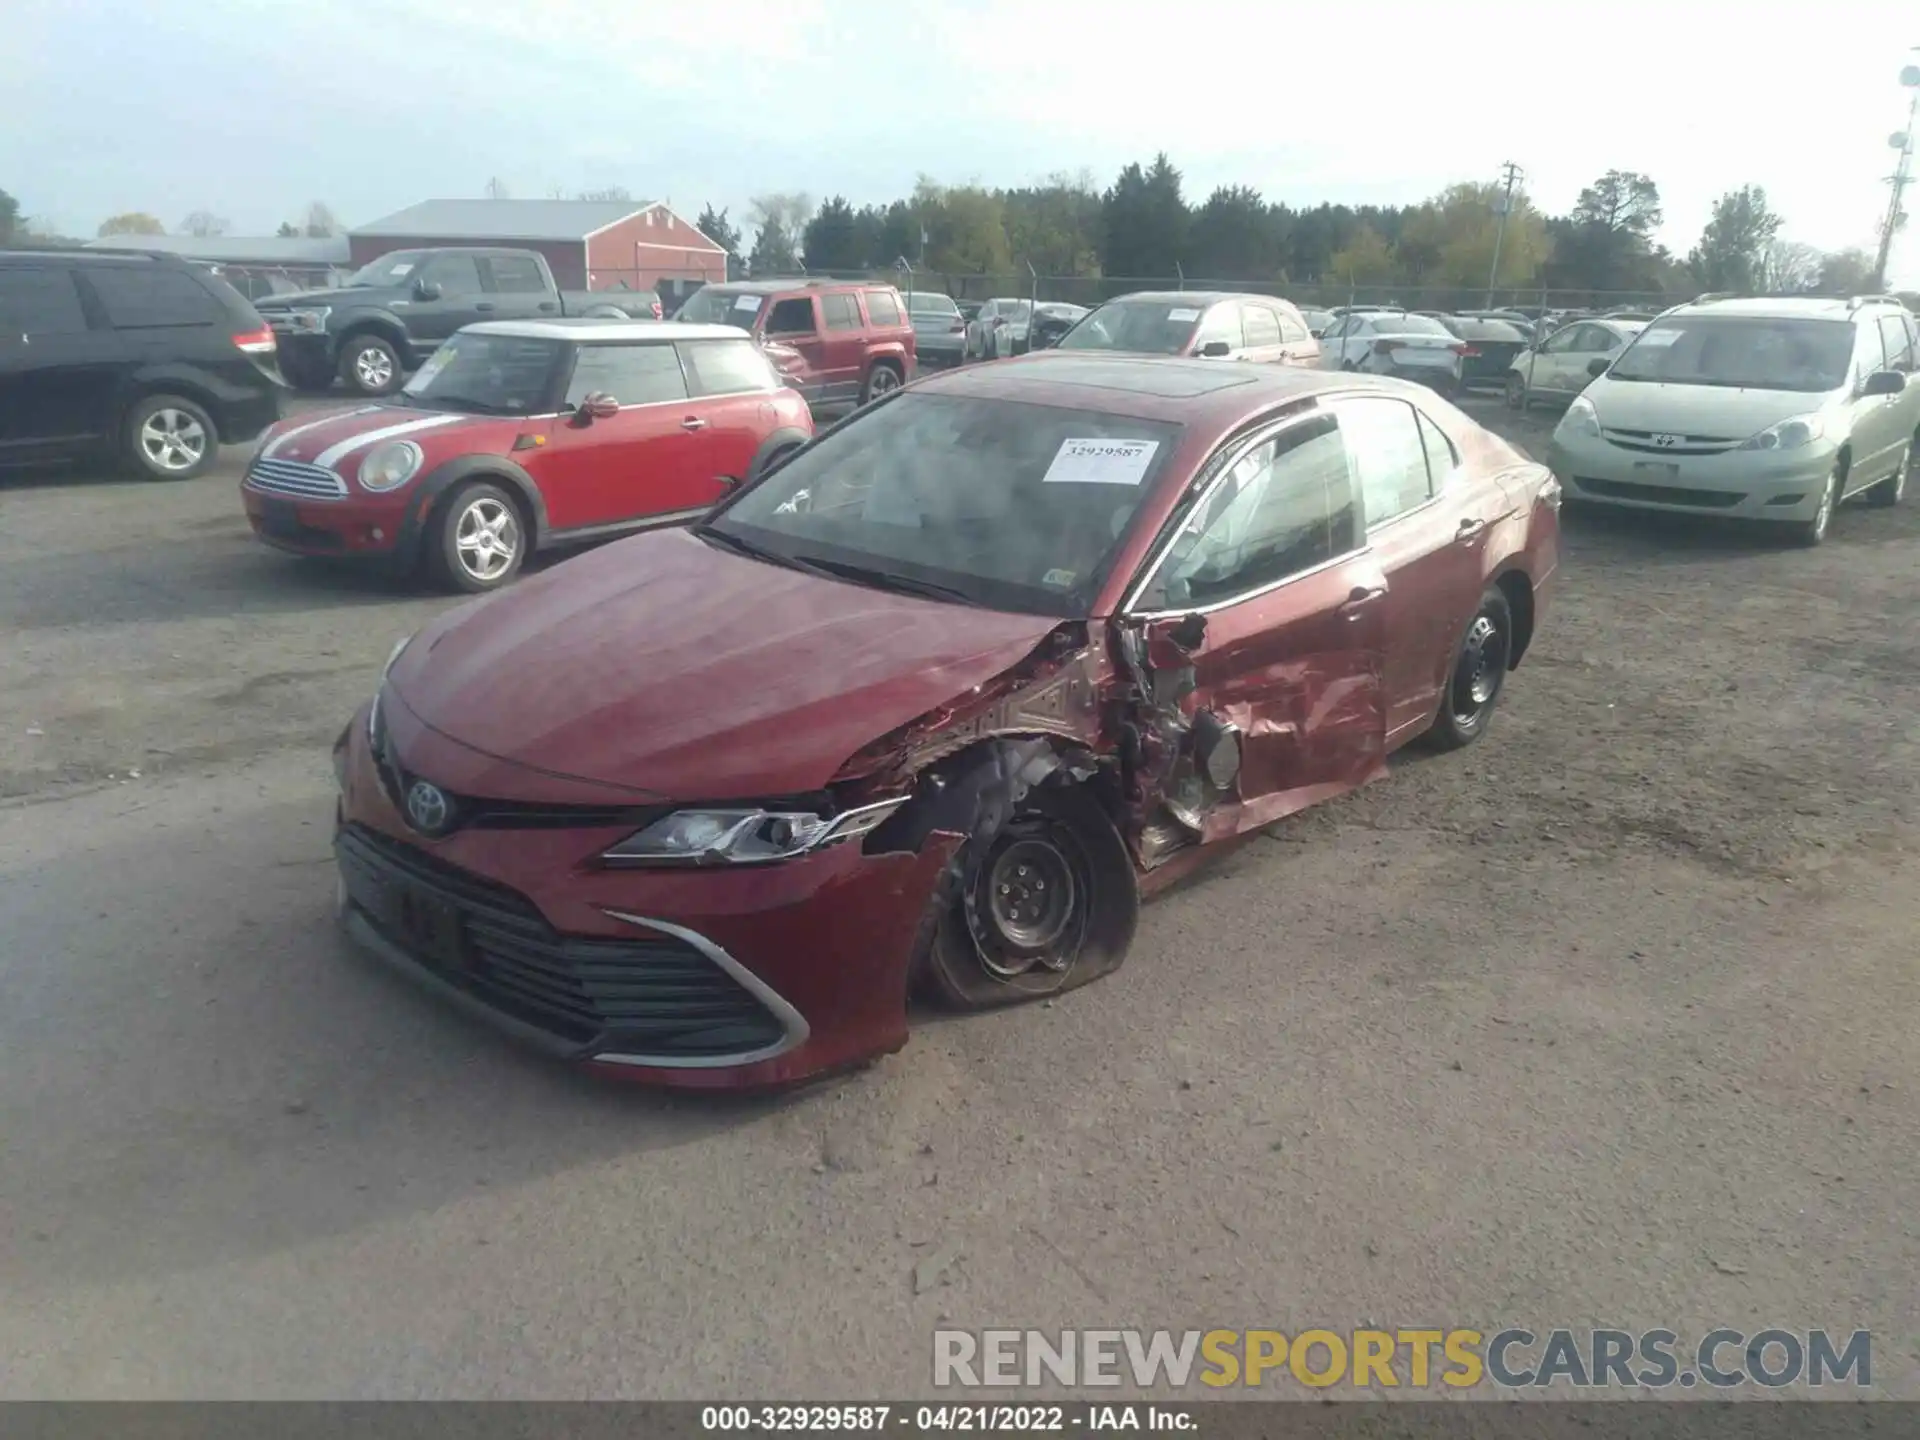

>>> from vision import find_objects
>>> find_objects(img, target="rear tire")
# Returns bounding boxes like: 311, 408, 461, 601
1504, 372, 1527, 410
429, 481, 526, 594
1422, 587, 1514, 752
860, 361, 903, 405
1866, 440, 1910, 507
339, 334, 403, 397
125, 394, 218, 481
914, 785, 1137, 1011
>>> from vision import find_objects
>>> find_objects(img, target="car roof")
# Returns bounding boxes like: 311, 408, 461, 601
911, 352, 1378, 426
707, 278, 895, 295
1098, 290, 1294, 308
1667, 296, 1879, 320
462, 319, 744, 343
0, 248, 183, 266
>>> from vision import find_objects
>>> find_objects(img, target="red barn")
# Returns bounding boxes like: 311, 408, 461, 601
348, 199, 726, 301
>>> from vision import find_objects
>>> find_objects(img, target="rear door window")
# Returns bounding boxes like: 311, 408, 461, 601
1877, 314, 1916, 373
84, 267, 219, 329
484, 255, 547, 294
0, 267, 91, 335
678, 339, 778, 397
1336, 396, 1434, 527
821, 293, 860, 331
1241, 304, 1281, 348
565, 342, 689, 407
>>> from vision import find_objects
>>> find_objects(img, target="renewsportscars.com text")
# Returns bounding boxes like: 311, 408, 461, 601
932, 1328, 1872, 1391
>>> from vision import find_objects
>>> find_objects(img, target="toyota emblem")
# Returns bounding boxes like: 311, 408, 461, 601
1652, 433, 1681, 448
404, 779, 453, 835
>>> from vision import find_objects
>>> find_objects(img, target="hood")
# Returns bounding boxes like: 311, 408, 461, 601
1584, 379, 1839, 438
256, 402, 495, 469
257, 285, 403, 310
389, 527, 1063, 799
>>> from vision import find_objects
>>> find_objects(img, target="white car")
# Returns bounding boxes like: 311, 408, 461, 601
964, 298, 1034, 361
1504, 318, 1647, 411
1318, 311, 1468, 392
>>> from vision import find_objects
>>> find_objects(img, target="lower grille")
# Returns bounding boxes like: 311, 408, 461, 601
248, 457, 348, 500
1573, 476, 1744, 508
336, 824, 787, 1059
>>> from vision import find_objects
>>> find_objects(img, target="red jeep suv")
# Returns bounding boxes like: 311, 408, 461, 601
242, 320, 813, 592
672, 279, 916, 408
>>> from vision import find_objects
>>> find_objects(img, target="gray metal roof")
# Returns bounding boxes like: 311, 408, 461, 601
350, 199, 651, 242
85, 234, 350, 265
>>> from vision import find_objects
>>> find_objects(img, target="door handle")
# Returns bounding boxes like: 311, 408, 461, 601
1338, 584, 1386, 619
1455, 516, 1488, 542
475, 302, 496, 313
680, 416, 709, 431
537, 301, 557, 313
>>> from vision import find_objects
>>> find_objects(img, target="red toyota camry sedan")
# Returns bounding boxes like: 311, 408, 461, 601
332, 353, 1560, 1088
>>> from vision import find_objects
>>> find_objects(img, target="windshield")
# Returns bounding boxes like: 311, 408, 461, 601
401, 334, 566, 415
345, 251, 432, 288
909, 293, 960, 316
673, 287, 764, 330
1608, 317, 1854, 392
706, 393, 1181, 616
1057, 299, 1202, 354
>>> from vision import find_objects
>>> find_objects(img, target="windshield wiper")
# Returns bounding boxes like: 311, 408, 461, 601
694, 525, 825, 575
797, 556, 976, 605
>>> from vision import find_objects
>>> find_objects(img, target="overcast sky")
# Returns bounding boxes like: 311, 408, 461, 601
10, 0, 1920, 284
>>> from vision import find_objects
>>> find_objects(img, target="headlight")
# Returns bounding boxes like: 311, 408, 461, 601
602, 798, 907, 867
289, 307, 331, 332
1559, 395, 1601, 440
367, 634, 413, 745
358, 440, 424, 492
1739, 414, 1825, 452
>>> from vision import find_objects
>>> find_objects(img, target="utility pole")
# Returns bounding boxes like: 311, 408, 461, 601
1485, 160, 1523, 309
1870, 56, 1920, 292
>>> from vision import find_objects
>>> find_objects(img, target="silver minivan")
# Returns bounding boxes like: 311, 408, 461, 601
1545, 296, 1920, 544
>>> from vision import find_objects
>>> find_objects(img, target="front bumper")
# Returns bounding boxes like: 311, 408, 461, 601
243, 481, 411, 560
1547, 434, 1833, 520
331, 699, 955, 1089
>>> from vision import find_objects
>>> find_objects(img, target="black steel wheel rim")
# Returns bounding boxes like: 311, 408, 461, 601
969, 818, 1090, 979
1450, 611, 1508, 728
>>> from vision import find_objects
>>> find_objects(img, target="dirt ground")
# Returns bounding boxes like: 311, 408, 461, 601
1, 392, 1916, 1398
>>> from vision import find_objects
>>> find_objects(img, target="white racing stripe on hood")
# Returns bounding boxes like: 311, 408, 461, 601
263, 406, 382, 459
314, 413, 466, 470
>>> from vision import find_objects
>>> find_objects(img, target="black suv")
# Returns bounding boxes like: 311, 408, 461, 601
0, 250, 283, 481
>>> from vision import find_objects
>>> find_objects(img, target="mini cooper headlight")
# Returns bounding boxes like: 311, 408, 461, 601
601, 798, 907, 867
358, 440, 424, 492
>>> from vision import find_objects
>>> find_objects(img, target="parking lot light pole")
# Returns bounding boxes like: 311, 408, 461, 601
1870, 57, 1920, 292
1485, 161, 1523, 309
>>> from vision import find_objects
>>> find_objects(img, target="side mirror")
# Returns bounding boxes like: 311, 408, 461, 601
1197, 341, 1231, 359
574, 392, 620, 422
1586, 358, 1611, 378
1863, 368, 1906, 397
413, 279, 442, 301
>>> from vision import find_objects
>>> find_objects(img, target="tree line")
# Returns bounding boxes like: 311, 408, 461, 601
691, 158, 1883, 301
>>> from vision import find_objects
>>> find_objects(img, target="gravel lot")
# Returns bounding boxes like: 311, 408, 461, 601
2, 392, 1917, 1398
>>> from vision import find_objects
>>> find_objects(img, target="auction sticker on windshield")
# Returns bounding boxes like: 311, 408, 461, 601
1043, 438, 1160, 486
734, 294, 762, 311
1167, 308, 1201, 322
1634, 330, 1681, 346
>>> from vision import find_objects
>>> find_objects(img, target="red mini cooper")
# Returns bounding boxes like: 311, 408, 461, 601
242, 320, 814, 592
